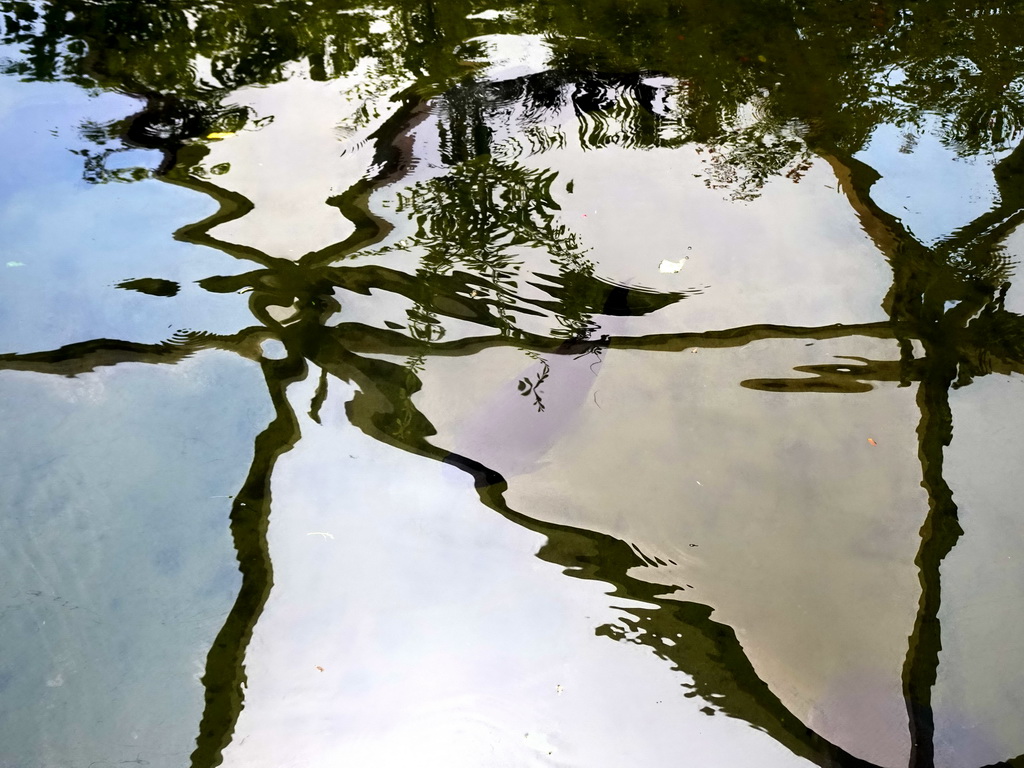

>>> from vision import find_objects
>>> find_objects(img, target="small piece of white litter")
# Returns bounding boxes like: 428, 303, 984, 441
6, 261, 25, 267
659, 257, 688, 273
467, 9, 508, 19
306, 532, 335, 540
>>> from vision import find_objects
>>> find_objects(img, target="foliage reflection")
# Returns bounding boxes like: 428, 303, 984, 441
4, 1, 1024, 766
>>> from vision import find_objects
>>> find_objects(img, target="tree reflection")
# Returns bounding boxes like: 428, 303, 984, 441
7, 0, 1024, 192
5, 1, 1024, 766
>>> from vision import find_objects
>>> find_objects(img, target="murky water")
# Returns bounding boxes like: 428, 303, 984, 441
2, 3, 1024, 767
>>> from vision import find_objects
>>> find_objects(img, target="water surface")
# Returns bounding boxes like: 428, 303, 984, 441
2, 2, 1024, 767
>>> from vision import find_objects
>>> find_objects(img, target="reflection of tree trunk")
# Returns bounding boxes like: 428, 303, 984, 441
308, 93, 434, 267
819, 151, 905, 263
818, 149, 933, 338
823, 142, 1024, 326
8, 121, 1024, 767
483, 484, 878, 768
903, 346, 962, 768
934, 139, 1024, 261
189, 354, 305, 768
319, 341, 879, 768
822, 141, 1024, 768
824, 146, 965, 767
163, 145, 281, 269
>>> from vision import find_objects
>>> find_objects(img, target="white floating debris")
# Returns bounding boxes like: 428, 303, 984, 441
306, 531, 335, 540
659, 257, 688, 273
6, 261, 25, 267
467, 9, 513, 19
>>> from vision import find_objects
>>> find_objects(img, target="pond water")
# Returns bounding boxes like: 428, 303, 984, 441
2, 3, 1024, 767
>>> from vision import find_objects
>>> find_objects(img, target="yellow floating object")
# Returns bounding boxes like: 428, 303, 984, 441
206, 131, 236, 140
